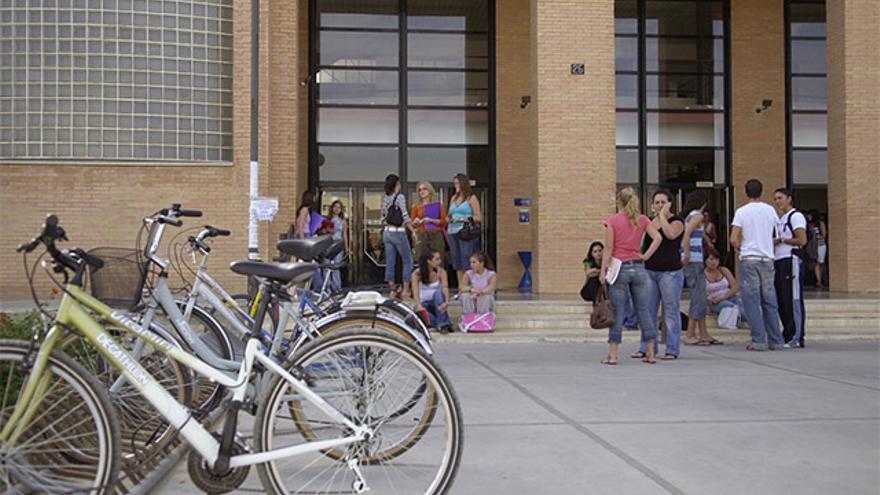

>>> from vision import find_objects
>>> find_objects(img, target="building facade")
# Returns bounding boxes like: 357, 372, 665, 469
1, 0, 877, 299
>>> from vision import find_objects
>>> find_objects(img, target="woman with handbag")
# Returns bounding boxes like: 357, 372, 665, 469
381, 174, 414, 298
447, 173, 482, 289
599, 187, 663, 365
581, 241, 604, 302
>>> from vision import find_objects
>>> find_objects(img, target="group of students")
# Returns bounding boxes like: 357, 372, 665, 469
380, 173, 497, 333
592, 179, 814, 365
292, 173, 497, 333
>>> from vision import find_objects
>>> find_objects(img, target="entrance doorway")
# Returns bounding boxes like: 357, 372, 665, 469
310, 0, 494, 285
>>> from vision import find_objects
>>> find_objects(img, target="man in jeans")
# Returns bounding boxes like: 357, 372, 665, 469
730, 179, 785, 351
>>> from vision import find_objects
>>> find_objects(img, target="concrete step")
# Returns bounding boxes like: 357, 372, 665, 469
490, 299, 878, 314
431, 326, 879, 345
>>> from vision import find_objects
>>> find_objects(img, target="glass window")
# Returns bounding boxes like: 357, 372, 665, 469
407, 33, 488, 69
616, 112, 639, 146
645, 1, 723, 36
646, 37, 723, 73
646, 148, 721, 184
318, 108, 399, 143
408, 71, 488, 107
407, 109, 488, 144
408, 0, 489, 32
616, 74, 638, 109
792, 113, 827, 148
790, 39, 826, 74
317, 145, 399, 182
615, 0, 638, 35
791, 76, 826, 111
791, 149, 827, 184
319, 31, 399, 67
647, 112, 724, 147
408, 146, 489, 183
646, 74, 723, 110
616, 148, 639, 183
790, 2, 826, 37
615, 37, 638, 72
317, 69, 399, 105
317, 0, 398, 29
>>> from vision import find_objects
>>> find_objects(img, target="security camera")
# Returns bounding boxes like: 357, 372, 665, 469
755, 99, 773, 114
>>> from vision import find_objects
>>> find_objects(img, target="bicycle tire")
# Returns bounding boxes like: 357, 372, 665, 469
0, 339, 121, 495
254, 328, 463, 495
315, 316, 436, 421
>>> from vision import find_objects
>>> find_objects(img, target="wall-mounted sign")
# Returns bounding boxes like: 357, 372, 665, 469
519, 209, 531, 225
695, 181, 714, 188
571, 63, 585, 75
514, 197, 532, 207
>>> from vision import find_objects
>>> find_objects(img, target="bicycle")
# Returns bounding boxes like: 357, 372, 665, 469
1, 214, 463, 494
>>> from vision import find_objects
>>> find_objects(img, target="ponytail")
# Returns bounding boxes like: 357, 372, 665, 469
618, 187, 641, 228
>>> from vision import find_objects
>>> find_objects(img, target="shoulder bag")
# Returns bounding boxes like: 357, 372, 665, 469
589, 284, 615, 329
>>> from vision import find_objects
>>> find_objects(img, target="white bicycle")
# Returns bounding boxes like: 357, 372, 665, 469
1, 214, 463, 494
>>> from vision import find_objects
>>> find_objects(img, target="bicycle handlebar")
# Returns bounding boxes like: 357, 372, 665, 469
17, 214, 103, 272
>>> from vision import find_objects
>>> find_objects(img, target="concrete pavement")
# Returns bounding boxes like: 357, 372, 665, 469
156, 340, 880, 494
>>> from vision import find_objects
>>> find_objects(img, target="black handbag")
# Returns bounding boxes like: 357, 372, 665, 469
580, 277, 599, 302
456, 217, 481, 241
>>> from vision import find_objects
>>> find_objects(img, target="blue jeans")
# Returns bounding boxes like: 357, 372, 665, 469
709, 295, 744, 315
448, 231, 480, 271
684, 262, 707, 319
622, 294, 638, 329
739, 259, 784, 350
640, 269, 684, 357
422, 290, 451, 328
608, 263, 657, 344
383, 230, 413, 284
326, 250, 344, 292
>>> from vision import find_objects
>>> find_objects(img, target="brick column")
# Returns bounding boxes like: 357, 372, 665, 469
730, 0, 786, 207
826, 0, 880, 292
495, 0, 536, 289
531, 0, 616, 294
264, 0, 303, 249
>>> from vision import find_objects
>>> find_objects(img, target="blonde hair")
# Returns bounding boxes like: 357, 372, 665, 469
417, 181, 436, 203
617, 187, 642, 228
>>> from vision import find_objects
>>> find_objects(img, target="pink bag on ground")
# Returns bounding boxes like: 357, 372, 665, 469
459, 312, 496, 333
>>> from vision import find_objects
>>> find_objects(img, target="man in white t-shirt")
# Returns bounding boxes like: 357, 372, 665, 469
773, 188, 808, 348
730, 179, 784, 351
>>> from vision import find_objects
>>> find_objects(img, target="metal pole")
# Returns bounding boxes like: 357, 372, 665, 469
248, 0, 260, 260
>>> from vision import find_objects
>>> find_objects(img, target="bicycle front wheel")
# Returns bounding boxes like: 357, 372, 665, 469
254, 328, 462, 495
0, 339, 120, 494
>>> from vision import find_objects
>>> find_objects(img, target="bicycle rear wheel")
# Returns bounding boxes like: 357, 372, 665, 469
0, 339, 120, 494
254, 329, 462, 495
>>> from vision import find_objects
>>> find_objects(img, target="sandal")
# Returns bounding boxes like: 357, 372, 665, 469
699, 338, 724, 346
641, 356, 657, 364
660, 354, 678, 361
601, 356, 618, 366
682, 338, 700, 346
630, 351, 647, 359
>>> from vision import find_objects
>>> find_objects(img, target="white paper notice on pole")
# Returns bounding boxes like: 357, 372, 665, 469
250, 197, 279, 221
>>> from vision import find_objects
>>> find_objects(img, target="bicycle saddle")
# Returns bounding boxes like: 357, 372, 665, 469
321, 239, 345, 261
276, 235, 333, 261
229, 260, 318, 284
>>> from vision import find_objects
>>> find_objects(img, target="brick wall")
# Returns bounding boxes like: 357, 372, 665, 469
730, 0, 786, 207
0, 0, 298, 300
531, 0, 616, 294
495, 0, 536, 289
826, 0, 880, 292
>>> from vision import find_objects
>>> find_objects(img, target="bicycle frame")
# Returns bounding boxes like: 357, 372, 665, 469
1, 285, 369, 469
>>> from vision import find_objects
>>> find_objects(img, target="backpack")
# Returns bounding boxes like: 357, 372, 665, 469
385, 193, 404, 227
784, 210, 814, 262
